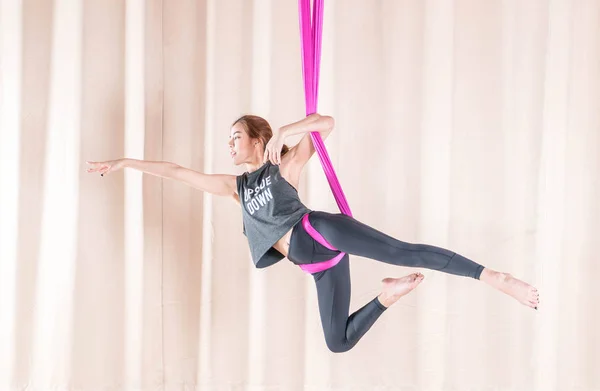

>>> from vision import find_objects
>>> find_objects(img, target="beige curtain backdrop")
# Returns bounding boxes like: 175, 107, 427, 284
0, 0, 598, 390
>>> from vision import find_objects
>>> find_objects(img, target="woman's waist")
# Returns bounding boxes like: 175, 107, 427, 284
271, 211, 312, 257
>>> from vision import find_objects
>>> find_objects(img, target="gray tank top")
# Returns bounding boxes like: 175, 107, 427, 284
236, 161, 312, 268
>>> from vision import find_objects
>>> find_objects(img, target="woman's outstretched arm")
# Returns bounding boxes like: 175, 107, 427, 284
86, 158, 238, 199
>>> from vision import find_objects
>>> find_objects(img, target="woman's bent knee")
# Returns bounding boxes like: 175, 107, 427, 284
325, 336, 353, 353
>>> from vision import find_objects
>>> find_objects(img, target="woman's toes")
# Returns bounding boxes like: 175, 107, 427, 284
528, 299, 538, 306
528, 289, 539, 302
529, 293, 539, 301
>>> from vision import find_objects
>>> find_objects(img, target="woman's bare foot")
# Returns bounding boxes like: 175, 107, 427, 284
480, 268, 540, 310
377, 272, 425, 308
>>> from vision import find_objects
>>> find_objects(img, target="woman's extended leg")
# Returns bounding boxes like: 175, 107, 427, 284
308, 211, 483, 278
307, 211, 540, 309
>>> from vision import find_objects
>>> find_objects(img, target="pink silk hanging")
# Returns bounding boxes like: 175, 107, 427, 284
297, 0, 353, 273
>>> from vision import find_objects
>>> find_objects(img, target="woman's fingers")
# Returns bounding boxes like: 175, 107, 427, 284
262, 145, 283, 165
86, 160, 118, 178
86, 162, 110, 175
86, 162, 100, 172
86, 161, 104, 171
268, 148, 275, 165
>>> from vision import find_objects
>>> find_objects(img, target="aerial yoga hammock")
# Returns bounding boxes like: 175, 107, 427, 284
283, 0, 496, 352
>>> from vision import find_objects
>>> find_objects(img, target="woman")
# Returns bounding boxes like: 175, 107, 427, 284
86, 113, 540, 353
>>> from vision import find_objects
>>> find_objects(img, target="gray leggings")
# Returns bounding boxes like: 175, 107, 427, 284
287, 211, 484, 353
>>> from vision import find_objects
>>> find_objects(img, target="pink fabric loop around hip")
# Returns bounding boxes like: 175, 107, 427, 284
298, 252, 345, 274
301, 213, 335, 250
298, 213, 345, 274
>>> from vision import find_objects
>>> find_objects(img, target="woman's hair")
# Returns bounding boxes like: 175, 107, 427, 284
232, 115, 290, 157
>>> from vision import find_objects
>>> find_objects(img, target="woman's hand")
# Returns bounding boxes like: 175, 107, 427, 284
263, 129, 286, 165
86, 158, 127, 176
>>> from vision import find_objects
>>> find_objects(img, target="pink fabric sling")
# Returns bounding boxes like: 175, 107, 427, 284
297, 0, 353, 274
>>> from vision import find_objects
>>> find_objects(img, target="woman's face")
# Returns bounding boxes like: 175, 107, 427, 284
228, 122, 257, 166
